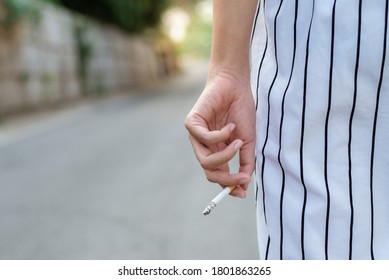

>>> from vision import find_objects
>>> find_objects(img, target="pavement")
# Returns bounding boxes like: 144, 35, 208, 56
0, 59, 258, 260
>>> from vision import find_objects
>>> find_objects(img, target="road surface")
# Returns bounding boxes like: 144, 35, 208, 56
0, 60, 258, 260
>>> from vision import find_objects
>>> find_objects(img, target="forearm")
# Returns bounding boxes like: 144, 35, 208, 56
209, 0, 258, 80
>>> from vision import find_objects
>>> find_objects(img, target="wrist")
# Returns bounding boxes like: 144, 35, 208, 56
207, 64, 251, 86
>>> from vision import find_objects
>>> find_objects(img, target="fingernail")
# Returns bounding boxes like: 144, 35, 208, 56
234, 140, 243, 150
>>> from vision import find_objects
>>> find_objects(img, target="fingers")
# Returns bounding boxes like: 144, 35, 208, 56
185, 113, 255, 196
189, 133, 251, 189
237, 141, 256, 191
204, 169, 251, 186
189, 134, 242, 170
230, 186, 247, 198
185, 116, 236, 146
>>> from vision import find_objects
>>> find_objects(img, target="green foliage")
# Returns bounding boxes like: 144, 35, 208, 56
41, 71, 54, 101
178, 10, 212, 58
42, 0, 59, 4
17, 71, 30, 85
43, 0, 170, 33
0, 0, 41, 28
73, 19, 93, 96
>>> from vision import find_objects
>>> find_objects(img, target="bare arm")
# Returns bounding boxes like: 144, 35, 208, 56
210, 0, 258, 80
185, 0, 258, 198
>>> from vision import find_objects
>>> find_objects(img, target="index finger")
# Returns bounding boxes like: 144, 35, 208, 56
185, 116, 235, 146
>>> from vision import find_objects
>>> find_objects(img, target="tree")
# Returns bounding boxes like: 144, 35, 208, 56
44, 0, 170, 33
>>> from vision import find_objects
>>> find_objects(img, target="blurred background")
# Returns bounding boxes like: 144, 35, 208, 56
0, 0, 258, 259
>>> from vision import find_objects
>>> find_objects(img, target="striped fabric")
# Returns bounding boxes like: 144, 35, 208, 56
250, 0, 389, 259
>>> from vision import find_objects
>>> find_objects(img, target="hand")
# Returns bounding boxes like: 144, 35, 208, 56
185, 70, 256, 198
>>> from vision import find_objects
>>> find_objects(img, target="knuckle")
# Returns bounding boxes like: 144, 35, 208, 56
199, 157, 210, 170
205, 171, 216, 183
184, 115, 192, 131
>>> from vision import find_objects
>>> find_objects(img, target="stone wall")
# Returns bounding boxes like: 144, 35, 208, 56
0, 3, 171, 115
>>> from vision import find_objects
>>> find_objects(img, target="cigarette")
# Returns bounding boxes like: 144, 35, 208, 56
202, 186, 236, 216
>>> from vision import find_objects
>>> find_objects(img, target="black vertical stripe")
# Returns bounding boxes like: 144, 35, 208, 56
265, 236, 270, 259
323, 0, 337, 260
255, 157, 259, 203
261, 0, 283, 260
256, 37, 269, 110
370, 0, 388, 261
299, 0, 315, 260
258, 0, 268, 212
250, 2, 262, 256
278, 0, 299, 260
255, 0, 269, 111
252, 1, 261, 205
348, 0, 362, 261
255, 0, 272, 259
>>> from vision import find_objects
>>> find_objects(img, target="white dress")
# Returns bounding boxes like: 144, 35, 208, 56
250, 0, 389, 259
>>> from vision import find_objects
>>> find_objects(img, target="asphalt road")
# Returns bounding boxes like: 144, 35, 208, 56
0, 60, 258, 260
